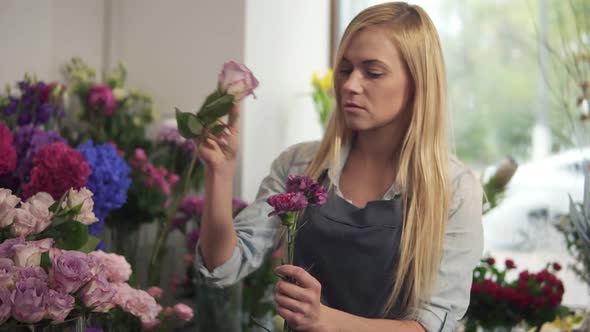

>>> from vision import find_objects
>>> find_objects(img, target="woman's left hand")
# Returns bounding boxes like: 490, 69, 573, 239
274, 265, 328, 332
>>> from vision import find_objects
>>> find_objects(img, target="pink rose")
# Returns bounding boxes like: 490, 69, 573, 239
119, 287, 162, 323
173, 303, 194, 321
146, 286, 163, 299
45, 289, 74, 321
79, 274, 116, 312
0, 237, 24, 259
0, 189, 20, 228
12, 192, 54, 236
89, 251, 132, 283
218, 61, 259, 102
0, 287, 11, 324
63, 187, 97, 225
15, 266, 48, 283
12, 277, 48, 323
25, 192, 55, 234
12, 238, 54, 268
142, 319, 161, 330
0, 258, 14, 290
49, 248, 92, 293
88, 85, 117, 115
11, 208, 35, 237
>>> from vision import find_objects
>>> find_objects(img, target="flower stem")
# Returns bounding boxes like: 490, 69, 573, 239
147, 142, 200, 286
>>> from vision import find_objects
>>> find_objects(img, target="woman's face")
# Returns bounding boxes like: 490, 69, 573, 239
336, 25, 411, 132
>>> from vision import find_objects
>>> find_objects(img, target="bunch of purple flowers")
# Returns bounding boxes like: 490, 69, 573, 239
0, 77, 65, 128
267, 175, 328, 225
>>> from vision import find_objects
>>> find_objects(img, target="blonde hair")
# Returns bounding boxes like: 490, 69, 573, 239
306, 2, 450, 318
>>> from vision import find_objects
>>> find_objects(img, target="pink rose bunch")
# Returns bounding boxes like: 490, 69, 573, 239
88, 85, 117, 116
0, 243, 147, 325
22, 142, 90, 200
1, 188, 99, 238
0, 122, 16, 176
0, 241, 78, 324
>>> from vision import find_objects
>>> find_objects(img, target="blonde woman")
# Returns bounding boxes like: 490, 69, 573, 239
196, 2, 483, 331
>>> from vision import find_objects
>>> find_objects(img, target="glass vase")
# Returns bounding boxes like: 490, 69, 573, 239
193, 274, 243, 332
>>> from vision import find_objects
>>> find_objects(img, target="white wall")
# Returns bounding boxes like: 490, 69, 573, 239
242, 0, 329, 202
0, 0, 104, 86
107, 0, 245, 120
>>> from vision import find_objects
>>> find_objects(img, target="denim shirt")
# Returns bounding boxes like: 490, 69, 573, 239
194, 141, 484, 332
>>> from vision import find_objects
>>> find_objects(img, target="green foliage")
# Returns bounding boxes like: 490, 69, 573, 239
438, 0, 588, 163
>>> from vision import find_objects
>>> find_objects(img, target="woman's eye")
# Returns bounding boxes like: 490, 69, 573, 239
339, 68, 352, 76
367, 71, 383, 78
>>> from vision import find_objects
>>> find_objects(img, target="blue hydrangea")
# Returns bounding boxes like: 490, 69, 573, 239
77, 140, 131, 236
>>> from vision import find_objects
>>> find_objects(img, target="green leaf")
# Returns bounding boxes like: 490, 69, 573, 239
175, 108, 202, 138
210, 124, 227, 135
48, 201, 61, 213
197, 94, 235, 125
200, 90, 224, 110
55, 222, 89, 250
51, 215, 70, 228
40, 252, 51, 269
78, 235, 101, 253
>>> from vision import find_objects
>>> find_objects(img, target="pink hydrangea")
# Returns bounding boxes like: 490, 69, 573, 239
22, 142, 90, 200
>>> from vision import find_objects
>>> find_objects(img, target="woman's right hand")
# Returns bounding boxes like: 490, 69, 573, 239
196, 104, 241, 176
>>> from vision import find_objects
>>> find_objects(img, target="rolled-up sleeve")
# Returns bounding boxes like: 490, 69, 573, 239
194, 142, 318, 287
417, 167, 484, 332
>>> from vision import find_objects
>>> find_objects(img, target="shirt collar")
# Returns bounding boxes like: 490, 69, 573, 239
327, 139, 401, 201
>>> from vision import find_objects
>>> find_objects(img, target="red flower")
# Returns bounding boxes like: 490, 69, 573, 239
505, 259, 516, 269
471, 282, 480, 295
22, 142, 90, 200
552, 262, 562, 271
533, 297, 547, 309
542, 285, 554, 296
517, 279, 528, 292
548, 294, 561, 308
486, 257, 495, 265
0, 122, 16, 175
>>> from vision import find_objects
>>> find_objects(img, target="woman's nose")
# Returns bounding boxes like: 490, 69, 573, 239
341, 71, 363, 94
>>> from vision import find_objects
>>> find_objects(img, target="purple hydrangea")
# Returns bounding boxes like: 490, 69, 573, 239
77, 140, 131, 237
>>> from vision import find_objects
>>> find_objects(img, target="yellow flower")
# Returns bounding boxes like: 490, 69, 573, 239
311, 70, 333, 93
320, 69, 333, 93
312, 72, 321, 89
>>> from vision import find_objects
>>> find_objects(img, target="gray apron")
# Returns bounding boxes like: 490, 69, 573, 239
293, 169, 405, 319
